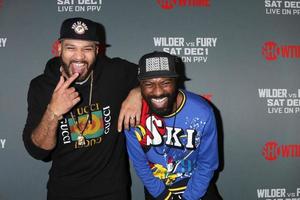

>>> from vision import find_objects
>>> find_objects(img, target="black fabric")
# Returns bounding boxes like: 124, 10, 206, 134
23, 55, 138, 199
153, 187, 171, 200
47, 186, 131, 200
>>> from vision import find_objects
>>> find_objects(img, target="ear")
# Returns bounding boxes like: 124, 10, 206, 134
58, 41, 62, 56
95, 45, 99, 55
97, 44, 107, 56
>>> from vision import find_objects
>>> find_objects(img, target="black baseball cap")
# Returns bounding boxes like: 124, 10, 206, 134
138, 51, 179, 80
95, 22, 110, 47
59, 17, 99, 43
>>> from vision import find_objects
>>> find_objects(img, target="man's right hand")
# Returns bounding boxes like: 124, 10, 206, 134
48, 73, 81, 118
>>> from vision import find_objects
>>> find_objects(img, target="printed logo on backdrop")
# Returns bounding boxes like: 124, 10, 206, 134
57, 0, 102, 12
262, 41, 300, 61
52, 40, 60, 57
0, 0, 4, 10
153, 37, 218, 63
156, 0, 210, 10
258, 88, 300, 114
264, 0, 300, 15
262, 141, 300, 161
0, 138, 6, 149
0, 37, 7, 48
201, 93, 213, 102
257, 187, 300, 200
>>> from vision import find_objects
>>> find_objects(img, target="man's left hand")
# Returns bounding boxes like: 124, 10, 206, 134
118, 87, 142, 132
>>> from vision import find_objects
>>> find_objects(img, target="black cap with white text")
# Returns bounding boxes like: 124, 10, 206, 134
59, 17, 99, 43
138, 51, 179, 80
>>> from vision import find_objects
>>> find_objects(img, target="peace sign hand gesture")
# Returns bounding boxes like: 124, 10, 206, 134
48, 73, 81, 118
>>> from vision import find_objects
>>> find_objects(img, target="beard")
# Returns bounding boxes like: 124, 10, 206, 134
60, 57, 96, 82
143, 90, 178, 116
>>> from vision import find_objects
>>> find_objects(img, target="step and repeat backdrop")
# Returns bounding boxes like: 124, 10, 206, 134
0, 0, 299, 199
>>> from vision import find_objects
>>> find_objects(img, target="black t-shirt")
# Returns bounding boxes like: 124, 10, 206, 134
23, 56, 138, 198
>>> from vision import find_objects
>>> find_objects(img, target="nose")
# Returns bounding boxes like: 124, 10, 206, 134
73, 49, 85, 61
152, 84, 164, 97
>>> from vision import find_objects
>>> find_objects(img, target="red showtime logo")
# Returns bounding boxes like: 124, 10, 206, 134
201, 93, 213, 102
51, 40, 60, 57
262, 141, 300, 161
262, 41, 300, 61
0, 0, 4, 9
157, 0, 209, 10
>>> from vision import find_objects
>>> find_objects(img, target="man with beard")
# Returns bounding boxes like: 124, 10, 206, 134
23, 17, 141, 200
125, 51, 220, 200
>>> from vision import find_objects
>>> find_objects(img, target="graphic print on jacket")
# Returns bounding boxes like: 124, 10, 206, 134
59, 102, 111, 149
134, 93, 205, 186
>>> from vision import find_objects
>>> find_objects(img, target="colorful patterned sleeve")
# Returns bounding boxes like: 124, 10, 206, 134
125, 128, 170, 199
183, 108, 219, 200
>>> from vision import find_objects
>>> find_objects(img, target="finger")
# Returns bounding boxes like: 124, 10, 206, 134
62, 73, 79, 89
65, 87, 76, 94
54, 76, 64, 91
135, 114, 141, 126
123, 115, 130, 131
69, 91, 80, 100
129, 116, 135, 128
72, 97, 81, 106
117, 110, 125, 132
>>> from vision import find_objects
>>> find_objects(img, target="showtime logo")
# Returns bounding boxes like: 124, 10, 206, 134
0, 0, 3, 9
156, 0, 209, 10
201, 93, 213, 102
262, 41, 300, 61
262, 141, 300, 161
51, 40, 60, 57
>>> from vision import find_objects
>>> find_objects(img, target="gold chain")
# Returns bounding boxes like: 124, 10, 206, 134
70, 71, 93, 146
